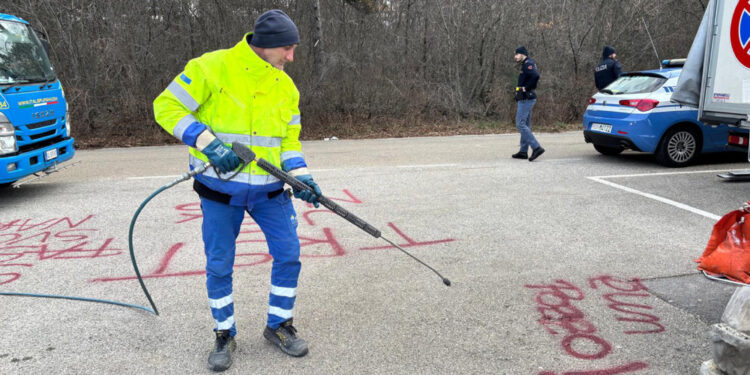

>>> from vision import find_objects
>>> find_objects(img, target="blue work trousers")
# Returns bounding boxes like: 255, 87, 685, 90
200, 191, 301, 337
515, 98, 540, 153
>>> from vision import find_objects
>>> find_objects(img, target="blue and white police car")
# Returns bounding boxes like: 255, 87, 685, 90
583, 59, 746, 167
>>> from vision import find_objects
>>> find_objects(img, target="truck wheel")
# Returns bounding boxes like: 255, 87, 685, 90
593, 144, 624, 155
0, 182, 13, 189
656, 127, 700, 167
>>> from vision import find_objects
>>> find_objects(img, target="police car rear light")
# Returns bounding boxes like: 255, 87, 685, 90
619, 99, 659, 112
589, 97, 596, 104
636, 99, 659, 112
617, 130, 628, 135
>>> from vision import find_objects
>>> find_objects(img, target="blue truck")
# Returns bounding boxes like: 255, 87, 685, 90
0, 13, 74, 187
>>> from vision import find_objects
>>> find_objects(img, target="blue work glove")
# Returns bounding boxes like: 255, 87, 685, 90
201, 138, 241, 173
293, 174, 322, 208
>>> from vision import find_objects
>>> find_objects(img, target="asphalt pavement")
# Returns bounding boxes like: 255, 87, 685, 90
1, 131, 749, 374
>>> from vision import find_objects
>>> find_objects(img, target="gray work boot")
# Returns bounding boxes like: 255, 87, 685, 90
263, 319, 309, 357
208, 330, 236, 372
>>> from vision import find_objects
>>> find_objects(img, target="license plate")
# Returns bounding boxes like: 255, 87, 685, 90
591, 123, 612, 133
44, 148, 58, 161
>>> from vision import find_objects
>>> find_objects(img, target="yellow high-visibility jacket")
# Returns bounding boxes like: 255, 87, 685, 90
153, 33, 307, 203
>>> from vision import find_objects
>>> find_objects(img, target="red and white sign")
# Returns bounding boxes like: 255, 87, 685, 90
730, 0, 750, 68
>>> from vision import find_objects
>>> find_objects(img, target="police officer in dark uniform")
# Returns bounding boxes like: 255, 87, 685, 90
594, 45, 622, 91
511, 46, 545, 161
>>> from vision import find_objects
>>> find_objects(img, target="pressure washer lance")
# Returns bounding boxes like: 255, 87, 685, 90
230, 142, 452, 287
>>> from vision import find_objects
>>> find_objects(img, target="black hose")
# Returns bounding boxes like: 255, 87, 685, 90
127, 184, 170, 315
127, 160, 249, 315
0, 291, 155, 313
128, 162, 223, 315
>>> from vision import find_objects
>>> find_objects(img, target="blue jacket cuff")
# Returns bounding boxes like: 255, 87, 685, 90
282, 157, 307, 172
181, 122, 208, 148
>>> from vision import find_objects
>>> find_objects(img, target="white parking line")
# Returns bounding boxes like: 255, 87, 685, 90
587, 171, 725, 221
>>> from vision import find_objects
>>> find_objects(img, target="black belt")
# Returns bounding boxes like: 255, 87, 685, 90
193, 179, 284, 204
267, 188, 285, 199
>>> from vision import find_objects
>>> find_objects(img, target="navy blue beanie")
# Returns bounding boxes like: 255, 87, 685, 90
250, 10, 299, 48
602, 45, 616, 58
515, 46, 529, 56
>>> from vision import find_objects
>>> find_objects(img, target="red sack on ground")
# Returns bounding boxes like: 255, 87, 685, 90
696, 202, 750, 284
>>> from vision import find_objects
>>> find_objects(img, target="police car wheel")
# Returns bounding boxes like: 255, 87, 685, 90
656, 127, 700, 168
593, 144, 624, 155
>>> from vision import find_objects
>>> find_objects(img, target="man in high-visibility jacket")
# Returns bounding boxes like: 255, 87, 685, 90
153, 9, 317, 371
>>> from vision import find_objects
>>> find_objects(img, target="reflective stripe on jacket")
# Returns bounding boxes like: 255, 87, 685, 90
153, 33, 306, 203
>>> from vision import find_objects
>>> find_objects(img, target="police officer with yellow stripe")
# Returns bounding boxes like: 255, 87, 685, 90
153, 9, 315, 371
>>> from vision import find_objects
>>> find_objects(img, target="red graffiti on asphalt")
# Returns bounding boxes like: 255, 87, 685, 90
174, 189, 364, 225
0, 190, 452, 285
526, 275, 662, 374
92, 189, 454, 282
589, 275, 665, 335
0, 215, 121, 285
